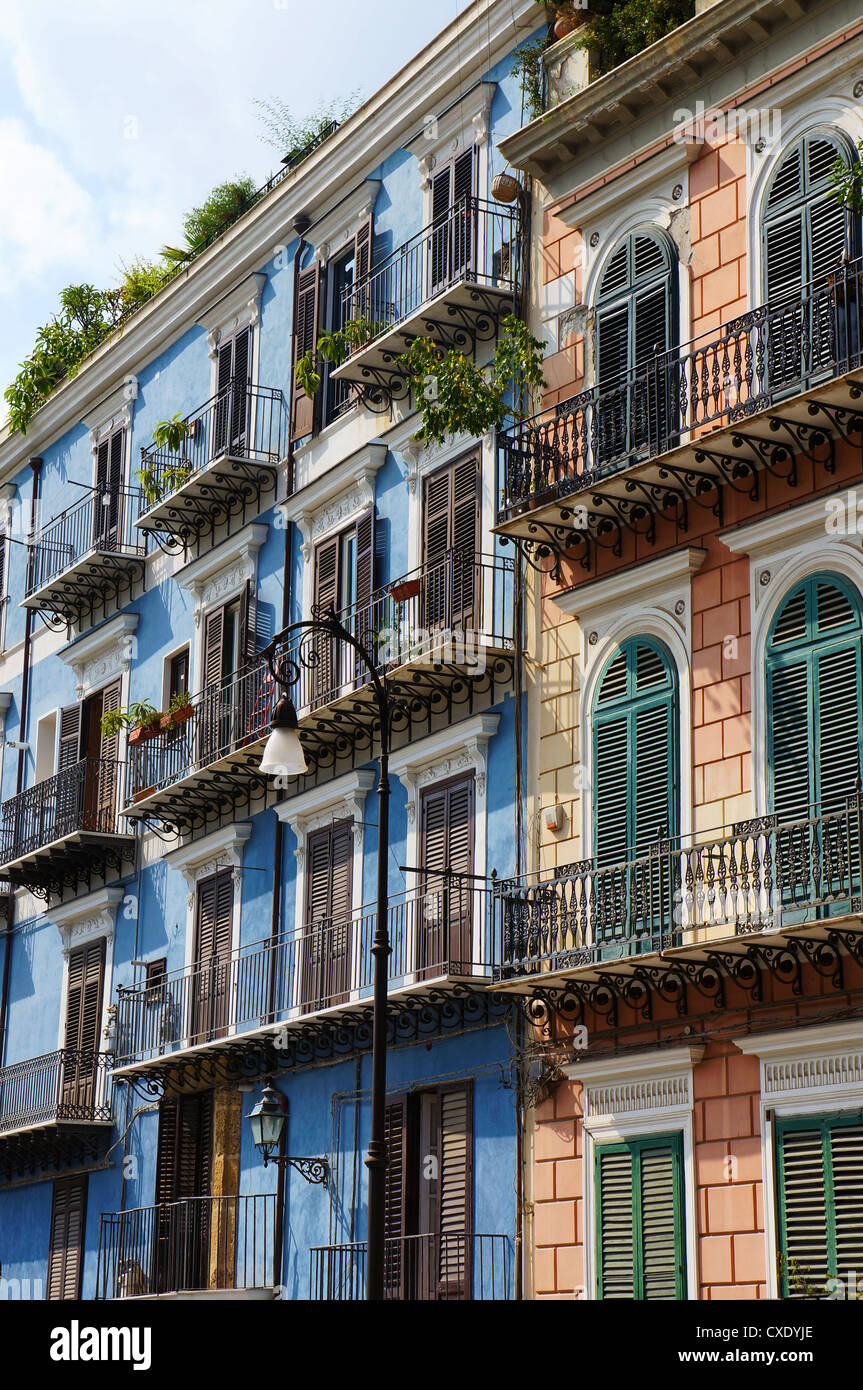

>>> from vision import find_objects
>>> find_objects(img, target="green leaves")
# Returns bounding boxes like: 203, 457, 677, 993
831, 140, 863, 215
151, 414, 192, 453
396, 314, 546, 448
161, 177, 258, 263
574, 0, 695, 75
294, 318, 383, 398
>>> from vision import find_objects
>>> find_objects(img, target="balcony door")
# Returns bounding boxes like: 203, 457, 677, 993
384, 1083, 472, 1300
79, 680, 122, 831
213, 325, 251, 458
154, 1092, 213, 1293
594, 232, 676, 470
312, 511, 376, 703
422, 453, 478, 636
418, 774, 474, 978
93, 425, 125, 552
430, 149, 475, 297
199, 586, 254, 763
190, 871, 234, 1045
762, 131, 858, 390
61, 937, 105, 1115
302, 820, 353, 1012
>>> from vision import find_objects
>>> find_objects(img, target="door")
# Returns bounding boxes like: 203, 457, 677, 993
81, 680, 121, 831
214, 326, 251, 457
190, 871, 234, 1044
302, 821, 353, 1011
418, 774, 474, 977
429, 150, 476, 296
199, 593, 249, 762
594, 233, 676, 470
93, 427, 125, 551
47, 1176, 88, 1300
422, 453, 479, 636
61, 937, 105, 1114
153, 1092, 213, 1293
311, 511, 376, 703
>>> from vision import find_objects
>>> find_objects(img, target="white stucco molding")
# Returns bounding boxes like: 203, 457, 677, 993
412, 81, 497, 187
82, 378, 139, 450
275, 768, 376, 863
309, 179, 383, 267
167, 822, 253, 910
388, 712, 499, 829
60, 611, 139, 698
280, 442, 387, 562
49, 885, 126, 956
735, 1020, 863, 1110
564, 1043, 706, 1122
176, 522, 268, 626
197, 272, 268, 359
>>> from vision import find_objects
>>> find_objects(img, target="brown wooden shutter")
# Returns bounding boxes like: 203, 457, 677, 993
64, 938, 106, 1054
423, 453, 479, 631
203, 606, 225, 690
192, 872, 233, 1041
194, 872, 233, 965
419, 775, 475, 975
47, 1176, 88, 1300
353, 216, 373, 320
383, 1095, 409, 1297
437, 1084, 472, 1298
312, 535, 340, 703
57, 703, 82, 771
303, 821, 353, 1006
354, 509, 376, 683
230, 326, 251, 447
96, 679, 122, 824
156, 1092, 214, 1203
291, 263, 322, 440
238, 579, 256, 672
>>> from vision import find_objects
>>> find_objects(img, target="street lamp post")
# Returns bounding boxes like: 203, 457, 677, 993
260, 607, 390, 1302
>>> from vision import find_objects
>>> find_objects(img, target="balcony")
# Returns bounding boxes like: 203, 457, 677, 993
0, 1049, 112, 1184
97, 1194, 277, 1300
310, 1232, 512, 1301
495, 801, 863, 1018
22, 487, 145, 628
121, 662, 274, 833
135, 380, 283, 550
0, 758, 134, 900
112, 879, 498, 1087
496, 257, 863, 570
331, 198, 522, 411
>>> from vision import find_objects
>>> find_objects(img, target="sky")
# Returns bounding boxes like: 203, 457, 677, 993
0, 0, 475, 398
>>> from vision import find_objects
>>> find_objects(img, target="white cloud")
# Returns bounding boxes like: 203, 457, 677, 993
0, 118, 99, 293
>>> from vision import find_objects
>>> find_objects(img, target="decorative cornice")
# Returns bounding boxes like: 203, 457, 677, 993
281, 444, 387, 561
197, 272, 268, 357
60, 612, 139, 696
566, 1044, 705, 1121
176, 523, 267, 624
307, 180, 383, 266
276, 768, 376, 841
167, 823, 252, 908
389, 712, 498, 827
412, 81, 497, 188
556, 547, 706, 621
49, 886, 125, 955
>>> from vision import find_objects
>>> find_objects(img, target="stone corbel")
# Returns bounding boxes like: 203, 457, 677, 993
400, 440, 423, 495
206, 328, 221, 360
418, 155, 434, 190
314, 241, 330, 266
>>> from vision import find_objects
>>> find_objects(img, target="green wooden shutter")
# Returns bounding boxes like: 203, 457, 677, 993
593, 638, 677, 864
596, 1133, 685, 1300
777, 1112, 863, 1296
767, 575, 862, 819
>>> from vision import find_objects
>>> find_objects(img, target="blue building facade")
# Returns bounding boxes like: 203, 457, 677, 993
0, 0, 540, 1301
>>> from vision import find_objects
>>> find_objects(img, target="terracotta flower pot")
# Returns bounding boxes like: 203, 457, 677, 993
389, 577, 422, 603
171, 704, 193, 726
133, 786, 155, 804
128, 726, 148, 748
554, 13, 578, 39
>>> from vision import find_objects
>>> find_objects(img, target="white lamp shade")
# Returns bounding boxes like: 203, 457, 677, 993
261, 723, 308, 776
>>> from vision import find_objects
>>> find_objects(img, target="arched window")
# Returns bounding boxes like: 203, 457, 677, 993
592, 637, 679, 865
767, 574, 863, 822
594, 231, 678, 465
762, 131, 857, 301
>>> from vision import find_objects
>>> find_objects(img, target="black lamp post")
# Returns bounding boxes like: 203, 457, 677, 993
259, 607, 391, 1302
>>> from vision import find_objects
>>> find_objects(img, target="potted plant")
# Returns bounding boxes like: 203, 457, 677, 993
159, 690, 193, 731
534, 1, 585, 40
389, 576, 422, 604
126, 701, 161, 746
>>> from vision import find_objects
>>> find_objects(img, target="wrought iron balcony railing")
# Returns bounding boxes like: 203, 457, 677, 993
97, 1194, 277, 1299
498, 255, 863, 521
497, 800, 862, 976
123, 661, 274, 809
0, 757, 126, 867
341, 197, 521, 338
309, 1232, 512, 1300
0, 1049, 112, 1133
24, 486, 145, 600
114, 878, 495, 1068
279, 548, 515, 714
136, 379, 283, 527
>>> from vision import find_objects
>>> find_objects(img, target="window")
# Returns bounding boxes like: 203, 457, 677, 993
595, 1133, 686, 1300
422, 452, 478, 632
762, 132, 859, 386
47, 1175, 88, 1300
214, 326, 251, 456
591, 638, 678, 953
767, 575, 862, 821
93, 425, 126, 552
418, 773, 474, 976
384, 1082, 473, 1300
311, 511, 376, 700
776, 1111, 863, 1297
56, 681, 122, 831
594, 231, 677, 465
169, 648, 190, 704
302, 820, 353, 1010
430, 149, 476, 294
324, 247, 357, 426
190, 871, 233, 1044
